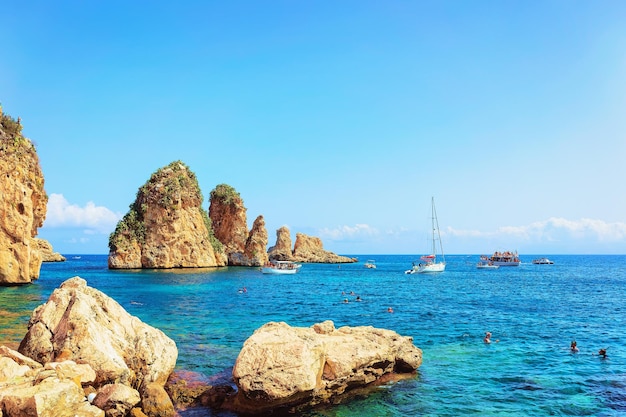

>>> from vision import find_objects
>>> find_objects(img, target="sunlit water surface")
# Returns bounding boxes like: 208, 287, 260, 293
1, 254, 625, 416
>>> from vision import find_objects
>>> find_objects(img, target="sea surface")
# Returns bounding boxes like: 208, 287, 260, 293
2, 254, 626, 416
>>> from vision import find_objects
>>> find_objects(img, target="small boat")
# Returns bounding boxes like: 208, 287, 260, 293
532, 257, 554, 265
481, 250, 520, 267
261, 260, 301, 274
406, 197, 446, 274
477, 259, 500, 270
364, 260, 377, 269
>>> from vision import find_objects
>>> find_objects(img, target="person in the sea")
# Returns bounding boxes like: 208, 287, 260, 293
484, 332, 492, 344
598, 348, 608, 358
387, 307, 394, 313
570, 341, 579, 353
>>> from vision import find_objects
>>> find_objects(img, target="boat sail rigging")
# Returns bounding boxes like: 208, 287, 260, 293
406, 197, 446, 274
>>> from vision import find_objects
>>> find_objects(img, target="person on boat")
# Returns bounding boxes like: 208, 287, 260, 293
484, 332, 492, 344
570, 341, 579, 353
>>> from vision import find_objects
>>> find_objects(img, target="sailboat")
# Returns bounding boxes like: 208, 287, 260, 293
405, 197, 446, 274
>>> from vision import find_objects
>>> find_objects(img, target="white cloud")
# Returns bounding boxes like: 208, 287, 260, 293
318, 224, 379, 240
447, 217, 626, 243
44, 193, 122, 233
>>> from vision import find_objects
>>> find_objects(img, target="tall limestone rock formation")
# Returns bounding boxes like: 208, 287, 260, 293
267, 227, 355, 264
0, 108, 48, 284
208, 184, 268, 266
108, 161, 227, 269
242, 215, 269, 266
267, 226, 295, 261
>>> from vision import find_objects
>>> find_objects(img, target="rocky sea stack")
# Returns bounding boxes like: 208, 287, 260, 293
208, 184, 269, 267
0, 108, 49, 285
268, 226, 356, 263
108, 160, 227, 269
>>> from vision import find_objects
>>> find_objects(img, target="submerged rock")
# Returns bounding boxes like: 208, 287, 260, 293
228, 320, 422, 414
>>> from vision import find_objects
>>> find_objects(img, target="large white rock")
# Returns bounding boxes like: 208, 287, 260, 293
17, 276, 178, 416
231, 320, 422, 413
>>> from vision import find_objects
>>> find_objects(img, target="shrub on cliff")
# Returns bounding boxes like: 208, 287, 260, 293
0, 106, 34, 158
0, 105, 23, 138
210, 183, 241, 205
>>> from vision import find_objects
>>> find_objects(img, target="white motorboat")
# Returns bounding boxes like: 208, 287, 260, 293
261, 261, 301, 274
365, 260, 377, 269
406, 197, 446, 274
477, 260, 499, 270
532, 257, 554, 264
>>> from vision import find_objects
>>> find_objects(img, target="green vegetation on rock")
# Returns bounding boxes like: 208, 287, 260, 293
108, 205, 145, 251
203, 210, 224, 254
0, 106, 34, 155
210, 183, 241, 205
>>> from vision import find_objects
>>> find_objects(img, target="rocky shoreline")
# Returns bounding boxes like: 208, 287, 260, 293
1, 277, 422, 417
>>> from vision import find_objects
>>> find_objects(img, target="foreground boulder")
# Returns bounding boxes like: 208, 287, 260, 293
0, 346, 104, 417
17, 276, 178, 417
228, 321, 422, 414
0, 108, 48, 284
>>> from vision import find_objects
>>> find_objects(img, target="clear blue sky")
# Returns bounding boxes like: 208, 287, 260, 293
2, 1, 625, 255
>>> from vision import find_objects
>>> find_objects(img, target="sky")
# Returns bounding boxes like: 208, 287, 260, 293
2, 0, 626, 255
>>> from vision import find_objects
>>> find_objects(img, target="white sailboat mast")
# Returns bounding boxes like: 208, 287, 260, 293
431, 197, 445, 262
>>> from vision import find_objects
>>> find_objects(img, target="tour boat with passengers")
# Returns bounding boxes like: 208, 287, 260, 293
261, 260, 302, 274
482, 250, 520, 266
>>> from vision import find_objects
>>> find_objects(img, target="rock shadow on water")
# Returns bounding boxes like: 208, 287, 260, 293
586, 375, 626, 412
494, 375, 543, 392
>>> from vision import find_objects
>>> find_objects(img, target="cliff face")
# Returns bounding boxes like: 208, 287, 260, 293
209, 184, 248, 258
0, 109, 48, 284
209, 184, 268, 266
108, 161, 226, 269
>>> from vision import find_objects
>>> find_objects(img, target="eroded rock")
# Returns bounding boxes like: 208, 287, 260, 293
229, 320, 422, 414
17, 276, 178, 416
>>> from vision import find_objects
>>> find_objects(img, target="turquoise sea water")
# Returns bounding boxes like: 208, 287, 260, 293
2, 254, 626, 416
